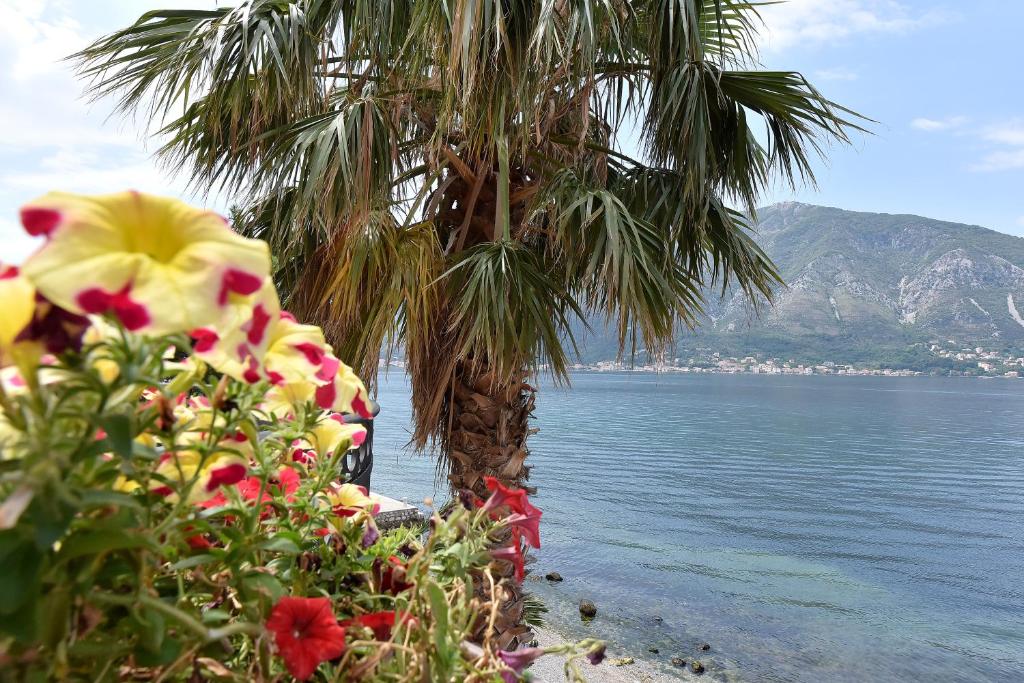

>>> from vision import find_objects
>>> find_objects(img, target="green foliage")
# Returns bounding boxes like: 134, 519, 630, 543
73, 0, 862, 462
0, 327, 592, 681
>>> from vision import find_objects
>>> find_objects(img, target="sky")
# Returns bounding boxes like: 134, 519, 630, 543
1, 0, 1022, 263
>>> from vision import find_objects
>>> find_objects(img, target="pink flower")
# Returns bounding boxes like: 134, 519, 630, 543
499, 646, 546, 673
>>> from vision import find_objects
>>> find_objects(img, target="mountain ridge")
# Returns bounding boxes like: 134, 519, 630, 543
577, 203, 1024, 367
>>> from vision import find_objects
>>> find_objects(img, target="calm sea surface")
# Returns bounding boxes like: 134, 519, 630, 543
370, 373, 1024, 681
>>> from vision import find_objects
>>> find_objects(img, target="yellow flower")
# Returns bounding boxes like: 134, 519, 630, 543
192, 279, 331, 386
261, 352, 374, 419
19, 191, 270, 336
152, 448, 248, 504
297, 413, 367, 459
0, 264, 35, 365
321, 483, 379, 529
314, 355, 374, 418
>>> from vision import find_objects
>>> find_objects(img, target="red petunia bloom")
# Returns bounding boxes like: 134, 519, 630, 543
375, 555, 413, 595
491, 543, 526, 582
506, 509, 541, 550
265, 596, 346, 681
479, 476, 542, 550
481, 477, 541, 519
339, 610, 416, 641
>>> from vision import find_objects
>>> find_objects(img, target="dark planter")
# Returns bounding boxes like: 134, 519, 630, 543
339, 399, 380, 489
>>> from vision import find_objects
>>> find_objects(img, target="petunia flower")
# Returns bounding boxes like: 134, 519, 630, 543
265, 596, 346, 681
192, 279, 333, 387
1, 265, 90, 371
481, 477, 535, 514
374, 555, 414, 595
296, 413, 367, 461
498, 646, 546, 673
506, 509, 542, 550
491, 543, 526, 582
360, 520, 380, 548
0, 264, 36, 364
339, 611, 416, 641
312, 354, 374, 418
262, 352, 373, 420
325, 482, 380, 518
151, 449, 248, 504
19, 191, 270, 336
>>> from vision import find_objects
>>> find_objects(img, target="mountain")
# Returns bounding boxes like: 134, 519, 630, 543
578, 203, 1024, 366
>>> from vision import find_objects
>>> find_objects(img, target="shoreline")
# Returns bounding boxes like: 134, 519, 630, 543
529, 625, 699, 683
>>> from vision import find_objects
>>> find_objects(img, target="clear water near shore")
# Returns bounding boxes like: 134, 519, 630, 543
371, 372, 1024, 682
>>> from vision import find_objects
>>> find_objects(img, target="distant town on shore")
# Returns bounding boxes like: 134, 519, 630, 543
384, 337, 1024, 379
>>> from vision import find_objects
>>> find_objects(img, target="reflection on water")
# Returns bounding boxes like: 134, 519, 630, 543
371, 372, 1024, 682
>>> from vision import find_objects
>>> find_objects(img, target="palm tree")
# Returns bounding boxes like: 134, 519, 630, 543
76, 0, 861, 498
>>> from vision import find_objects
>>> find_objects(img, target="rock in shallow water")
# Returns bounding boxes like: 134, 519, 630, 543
671, 657, 686, 668
690, 660, 705, 674
545, 571, 563, 582
578, 599, 597, 618
699, 642, 711, 651
647, 647, 659, 654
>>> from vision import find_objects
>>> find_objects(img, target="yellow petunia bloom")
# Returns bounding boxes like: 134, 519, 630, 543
192, 279, 331, 387
259, 354, 372, 421
152, 449, 248, 504
0, 265, 35, 365
19, 191, 270, 336
297, 413, 367, 459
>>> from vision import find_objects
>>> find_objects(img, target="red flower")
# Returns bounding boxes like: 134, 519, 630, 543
265, 596, 346, 681
506, 509, 541, 549
481, 477, 540, 519
339, 611, 416, 641
491, 543, 526, 582
480, 477, 542, 549
375, 555, 413, 595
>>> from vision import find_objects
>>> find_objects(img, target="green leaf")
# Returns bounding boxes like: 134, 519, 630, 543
200, 608, 233, 624
0, 530, 42, 615
168, 553, 218, 571
97, 414, 133, 459
240, 572, 285, 604
426, 582, 452, 664
57, 529, 152, 562
258, 534, 301, 555
39, 585, 72, 648
78, 489, 143, 511
136, 605, 166, 654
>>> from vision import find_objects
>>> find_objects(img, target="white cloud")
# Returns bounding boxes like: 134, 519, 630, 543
813, 67, 859, 81
0, 1, 223, 263
970, 149, 1024, 173
968, 120, 1024, 172
982, 120, 1024, 147
911, 116, 969, 132
757, 0, 954, 51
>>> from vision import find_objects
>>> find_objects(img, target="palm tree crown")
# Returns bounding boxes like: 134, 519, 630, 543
76, 0, 862, 492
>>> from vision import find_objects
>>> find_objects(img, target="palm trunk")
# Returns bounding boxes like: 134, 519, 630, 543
446, 358, 536, 497
448, 359, 537, 651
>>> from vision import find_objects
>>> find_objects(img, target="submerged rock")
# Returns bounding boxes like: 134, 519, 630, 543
578, 599, 597, 618
653, 615, 664, 623
647, 647, 660, 654
670, 657, 686, 668
545, 571, 563, 582
691, 660, 706, 674
699, 642, 711, 651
